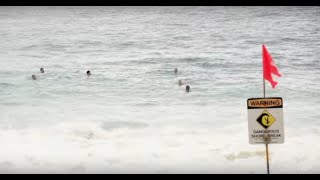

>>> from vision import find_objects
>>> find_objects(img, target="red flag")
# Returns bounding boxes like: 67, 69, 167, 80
263, 45, 281, 89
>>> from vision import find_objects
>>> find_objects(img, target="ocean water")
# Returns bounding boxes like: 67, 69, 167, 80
0, 6, 320, 174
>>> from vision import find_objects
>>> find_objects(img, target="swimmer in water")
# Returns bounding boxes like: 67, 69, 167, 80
40, 68, 44, 73
174, 68, 178, 74
186, 85, 191, 93
178, 79, 183, 86
32, 75, 36, 80
87, 70, 91, 76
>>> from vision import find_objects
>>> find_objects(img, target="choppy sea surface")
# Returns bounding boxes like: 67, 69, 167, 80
0, 6, 320, 173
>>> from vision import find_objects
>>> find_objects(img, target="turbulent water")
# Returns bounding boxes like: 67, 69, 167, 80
0, 6, 320, 174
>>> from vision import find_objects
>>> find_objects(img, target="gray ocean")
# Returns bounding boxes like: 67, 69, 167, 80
0, 6, 320, 174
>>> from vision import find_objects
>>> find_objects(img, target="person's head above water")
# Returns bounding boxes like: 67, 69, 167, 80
87, 70, 91, 76
40, 68, 44, 73
186, 85, 191, 92
174, 68, 178, 74
32, 75, 36, 80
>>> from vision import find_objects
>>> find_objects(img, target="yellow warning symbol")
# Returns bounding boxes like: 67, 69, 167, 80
256, 110, 276, 129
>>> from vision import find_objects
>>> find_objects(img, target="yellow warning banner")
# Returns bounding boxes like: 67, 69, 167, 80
247, 98, 282, 109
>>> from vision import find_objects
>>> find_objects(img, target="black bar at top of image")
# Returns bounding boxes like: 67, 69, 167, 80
3, 0, 320, 6
247, 97, 283, 101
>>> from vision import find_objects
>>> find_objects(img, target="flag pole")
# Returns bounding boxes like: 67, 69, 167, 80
263, 54, 270, 175
263, 79, 270, 174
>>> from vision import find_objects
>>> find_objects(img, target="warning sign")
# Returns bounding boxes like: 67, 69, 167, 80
247, 97, 284, 144
256, 110, 276, 129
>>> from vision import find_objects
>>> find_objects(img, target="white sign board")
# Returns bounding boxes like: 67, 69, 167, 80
247, 97, 284, 144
